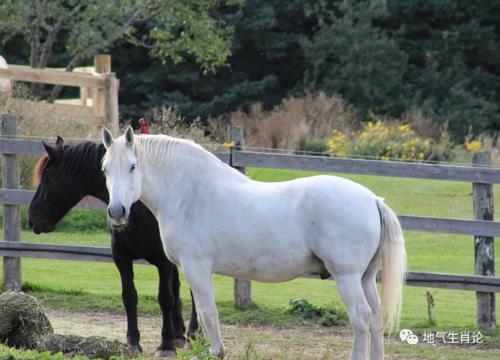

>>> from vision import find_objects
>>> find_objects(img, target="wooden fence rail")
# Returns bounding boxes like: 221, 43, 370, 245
0, 120, 498, 328
2, 240, 500, 293
2, 187, 500, 236
0, 55, 118, 132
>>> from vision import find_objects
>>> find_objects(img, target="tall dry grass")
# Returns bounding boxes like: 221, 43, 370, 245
225, 92, 359, 150
1, 84, 103, 188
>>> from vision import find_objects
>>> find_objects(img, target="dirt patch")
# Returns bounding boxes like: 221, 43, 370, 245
46, 309, 350, 359
45, 310, 500, 359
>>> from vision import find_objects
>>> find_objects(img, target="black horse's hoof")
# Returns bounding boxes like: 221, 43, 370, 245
127, 341, 142, 353
155, 349, 176, 357
173, 337, 187, 348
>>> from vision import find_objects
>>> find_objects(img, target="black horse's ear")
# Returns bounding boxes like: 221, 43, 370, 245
55, 136, 64, 148
125, 125, 134, 148
102, 127, 114, 149
42, 141, 63, 163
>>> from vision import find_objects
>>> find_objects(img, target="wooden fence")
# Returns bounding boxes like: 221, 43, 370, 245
1, 116, 498, 328
0, 55, 118, 133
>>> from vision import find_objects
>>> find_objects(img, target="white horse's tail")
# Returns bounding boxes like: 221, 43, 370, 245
376, 197, 406, 333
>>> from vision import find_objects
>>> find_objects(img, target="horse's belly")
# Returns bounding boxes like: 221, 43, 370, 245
214, 253, 322, 283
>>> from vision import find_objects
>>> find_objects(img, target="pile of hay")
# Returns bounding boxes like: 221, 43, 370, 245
38, 334, 135, 359
0, 290, 53, 348
0, 291, 136, 359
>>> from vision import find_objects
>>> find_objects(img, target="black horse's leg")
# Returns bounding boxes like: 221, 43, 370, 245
113, 251, 141, 351
155, 261, 177, 356
171, 266, 187, 347
187, 290, 199, 341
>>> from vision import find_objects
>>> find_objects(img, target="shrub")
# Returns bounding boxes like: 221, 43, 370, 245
354, 121, 432, 161
327, 121, 434, 161
326, 129, 349, 157
298, 139, 329, 156
284, 298, 347, 327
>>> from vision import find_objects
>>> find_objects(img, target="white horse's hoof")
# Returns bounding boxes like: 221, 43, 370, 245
155, 349, 176, 357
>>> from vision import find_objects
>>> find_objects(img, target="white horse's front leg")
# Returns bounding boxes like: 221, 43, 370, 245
182, 259, 225, 358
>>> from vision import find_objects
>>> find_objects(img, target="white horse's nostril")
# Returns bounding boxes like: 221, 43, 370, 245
108, 204, 126, 220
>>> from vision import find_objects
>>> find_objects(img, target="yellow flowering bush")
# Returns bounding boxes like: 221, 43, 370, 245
465, 140, 481, 153
327, 121, 433, 161
326, 129, 349, 157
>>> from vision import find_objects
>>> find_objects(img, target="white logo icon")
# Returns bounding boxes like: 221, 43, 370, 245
399, 329, 419, 345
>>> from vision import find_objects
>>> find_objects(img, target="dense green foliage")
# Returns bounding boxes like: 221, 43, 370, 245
284, 298, 347, 326
1, 0, 500, 138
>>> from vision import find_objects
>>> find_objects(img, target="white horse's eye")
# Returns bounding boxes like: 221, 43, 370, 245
130, 164, 136, 173
102, 167, 107, 175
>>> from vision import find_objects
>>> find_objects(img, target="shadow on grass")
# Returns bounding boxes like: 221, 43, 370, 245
21, 282, 306, 327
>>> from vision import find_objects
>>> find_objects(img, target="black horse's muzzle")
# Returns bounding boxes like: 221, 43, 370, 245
28, 219, 55, 234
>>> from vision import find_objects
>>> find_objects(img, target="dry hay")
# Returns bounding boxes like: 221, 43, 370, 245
38, 334, 136, 359
0, 291, 136, 359
0, 290, 53, 348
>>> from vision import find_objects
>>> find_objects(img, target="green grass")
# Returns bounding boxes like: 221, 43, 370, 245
2, 167, 500, 351
0, 345, 87, 360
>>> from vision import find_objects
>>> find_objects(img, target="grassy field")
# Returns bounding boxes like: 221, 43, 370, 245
1, 167, 500, 358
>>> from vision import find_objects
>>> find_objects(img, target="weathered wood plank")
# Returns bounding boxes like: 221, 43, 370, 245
214, 153, 230, 164
406, 272, 500, 293
305, 271, 500, 293
0, 138, 229, 159
0, 241, 147, 264
0, 65, 105, 88
2, 238, 500, 292
1, 114, 21, 290
0, 189, 106, 210
233, 151, 500, 184
229, 126, 252, 309
473, 152, 496, 329
399, 215, 500, 237
0, 139, 55, 155
2, 189, 500, 236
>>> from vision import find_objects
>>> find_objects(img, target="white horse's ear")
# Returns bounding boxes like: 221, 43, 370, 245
125, 125, 134, 148
102, 127, 115, 149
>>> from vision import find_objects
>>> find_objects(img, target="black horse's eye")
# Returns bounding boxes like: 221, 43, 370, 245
130, 164, 136, 173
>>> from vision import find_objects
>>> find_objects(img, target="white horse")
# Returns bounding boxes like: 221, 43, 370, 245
101, 127, 406, 360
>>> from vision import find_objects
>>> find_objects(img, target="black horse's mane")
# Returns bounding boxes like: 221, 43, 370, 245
34, 141, 106, 186
62, 142, 106, 186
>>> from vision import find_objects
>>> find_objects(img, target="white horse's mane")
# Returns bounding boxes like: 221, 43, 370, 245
134, 134, 231, 171
136, 134, 195, 162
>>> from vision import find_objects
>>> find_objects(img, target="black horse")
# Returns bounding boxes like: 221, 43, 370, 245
28, 137, 198, 356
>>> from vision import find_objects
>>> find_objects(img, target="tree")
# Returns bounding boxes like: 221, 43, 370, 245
302, 0, 408, 116
0, 0, 241, 99
112, 0, 319, 120
389, 0, 500, 138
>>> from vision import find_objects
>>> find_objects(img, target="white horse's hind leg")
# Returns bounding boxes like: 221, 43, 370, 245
333, 273, 371, 360
181, 260, 225, 357
362, 259, 384, 360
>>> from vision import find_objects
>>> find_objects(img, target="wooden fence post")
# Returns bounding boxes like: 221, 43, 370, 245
228, 126, 252, 309
1, 114, 21, 291
93, 55, 119, 133
93, 55, 109, 128
473, 151, 496, 329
